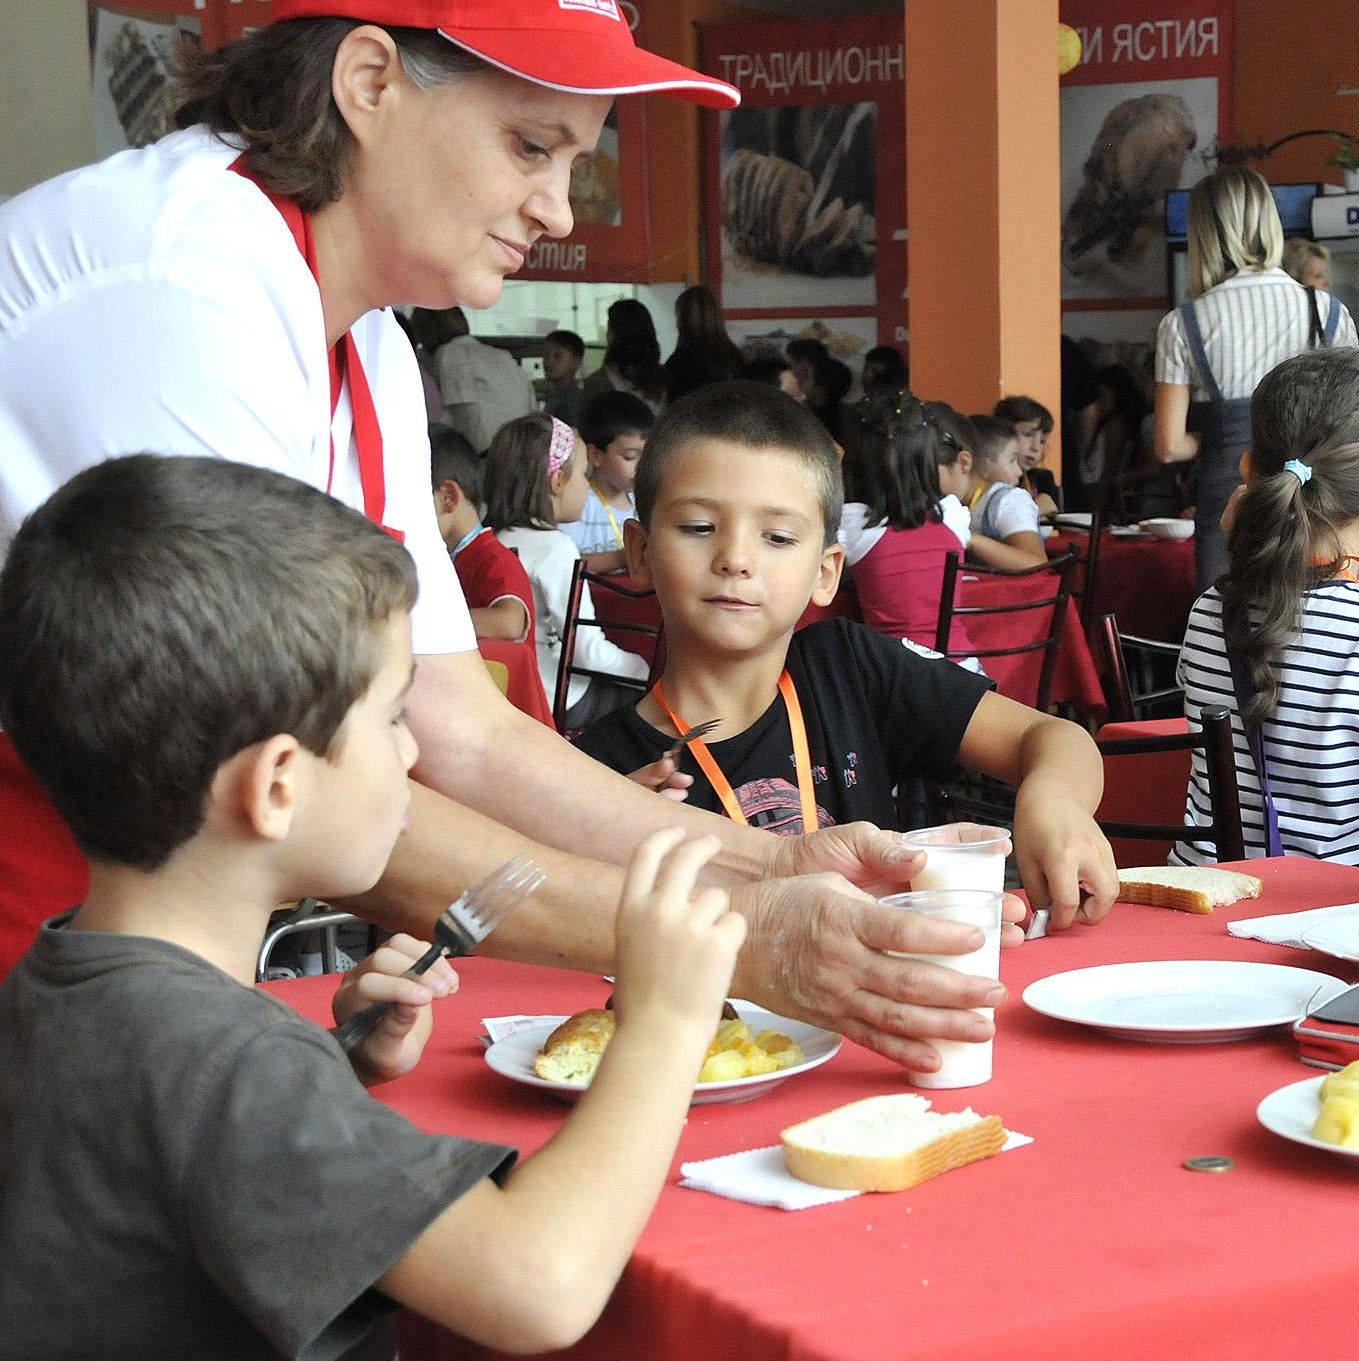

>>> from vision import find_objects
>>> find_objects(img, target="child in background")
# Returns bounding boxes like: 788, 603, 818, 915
430, 425, 534, 643
1175, 346, 1359, 864
560, 391, 655, 574
960, 414, 1047, 569
540, 328, 586, 426
485, 412, 650, 727
995, 395, 1060, 514
840, 393, 979, 661
572, 383, 1115, 921
0, 453, 745, 1358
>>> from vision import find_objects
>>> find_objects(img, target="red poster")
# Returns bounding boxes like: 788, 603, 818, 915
1059, 1, 1234, 317
701, 14, 906, 355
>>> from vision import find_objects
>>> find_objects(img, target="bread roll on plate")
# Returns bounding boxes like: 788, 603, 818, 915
1117, 866, 1262, 914
781, 1093, 1005, 1192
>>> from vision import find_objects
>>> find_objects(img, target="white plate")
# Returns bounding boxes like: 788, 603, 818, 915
1022, 960, 1347, 1042
1257, 1075, 1359, 1163
1109, 525, 1152, 539
1054, 512, 1093, 530
484, 1007, 842, 1105
1139, 517, 1195, 540
1301, 916, 1359, 965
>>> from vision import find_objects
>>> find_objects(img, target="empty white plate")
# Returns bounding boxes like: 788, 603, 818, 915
1257, 1075, 1359, 1163
1301, 916, 1359, 965
485, 1006, 841, 1105
1022, 960, 1347, 1042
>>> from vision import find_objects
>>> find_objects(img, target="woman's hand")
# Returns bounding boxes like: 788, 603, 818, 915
330, 934, 458, 1085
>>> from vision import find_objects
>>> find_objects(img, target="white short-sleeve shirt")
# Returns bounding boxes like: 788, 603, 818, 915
0, 127, 474, 658
1154, 268, 1358, 401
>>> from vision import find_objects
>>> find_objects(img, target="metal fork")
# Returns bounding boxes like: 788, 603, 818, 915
662, 717, 722, 765
333, 853, 545, 1054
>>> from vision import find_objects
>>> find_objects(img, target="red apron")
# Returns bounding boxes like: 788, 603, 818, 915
0, 161, 396, 979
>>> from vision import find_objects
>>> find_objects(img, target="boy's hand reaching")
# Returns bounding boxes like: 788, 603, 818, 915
626, 754, 695, 802
330, 934, 458, 1085
610, 830, 746, 1036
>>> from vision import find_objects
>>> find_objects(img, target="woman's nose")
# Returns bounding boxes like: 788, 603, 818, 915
525, 163, 575, 241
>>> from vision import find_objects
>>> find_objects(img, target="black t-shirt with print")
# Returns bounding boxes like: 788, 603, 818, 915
573, 619, 993, 833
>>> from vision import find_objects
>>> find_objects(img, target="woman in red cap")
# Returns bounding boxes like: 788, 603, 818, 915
0, 4, 1097, 1054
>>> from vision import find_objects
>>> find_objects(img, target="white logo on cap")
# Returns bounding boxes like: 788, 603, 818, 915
559, 0, 622, 20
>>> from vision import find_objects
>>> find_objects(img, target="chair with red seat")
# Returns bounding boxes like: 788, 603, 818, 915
553, 561, 665, 733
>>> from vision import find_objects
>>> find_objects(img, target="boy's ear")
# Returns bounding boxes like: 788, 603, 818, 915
1239, 449, 1255, 483
623, 516, 652, 584
435, 479, 462, 511
956, 448, 974, 476
811, 541, 845, 608
585, 442, 604, 469
218, 735, 303, 844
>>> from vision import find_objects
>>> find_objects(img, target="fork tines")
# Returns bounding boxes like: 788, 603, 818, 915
441, 852, 545, 954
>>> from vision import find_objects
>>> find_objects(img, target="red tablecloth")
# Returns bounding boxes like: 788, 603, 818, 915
1096, 717, 1192, 867
476, 637, 553, 728
268, 856, 1359, 1361
960, 572, 1106, 717
1049, 530, 1198, 643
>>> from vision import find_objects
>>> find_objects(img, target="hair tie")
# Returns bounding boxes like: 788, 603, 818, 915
1283, 458, 1312, 487
547, 417, 575, 476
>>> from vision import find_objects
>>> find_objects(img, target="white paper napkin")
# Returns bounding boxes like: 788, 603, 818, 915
481, 1014, 563, 1045
1227, 902, 1359, 950
679, 1130, 1033, 1211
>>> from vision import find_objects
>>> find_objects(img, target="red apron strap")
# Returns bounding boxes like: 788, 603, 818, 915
228, 154, 399, 539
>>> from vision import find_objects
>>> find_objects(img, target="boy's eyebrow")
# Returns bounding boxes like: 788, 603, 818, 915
668, 495, 815, 524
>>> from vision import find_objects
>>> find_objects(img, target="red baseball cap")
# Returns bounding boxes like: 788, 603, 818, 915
268, 1, 740, 108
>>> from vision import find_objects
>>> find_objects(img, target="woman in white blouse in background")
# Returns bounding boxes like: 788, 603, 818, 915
1153, 166, 1356, 589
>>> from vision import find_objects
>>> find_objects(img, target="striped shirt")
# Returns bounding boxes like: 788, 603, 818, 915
1156, 269, 1357, 400
1173, 582, 1359, 864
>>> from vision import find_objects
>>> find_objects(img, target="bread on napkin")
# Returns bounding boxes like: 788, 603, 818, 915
1116, 865, 1262, 914
781, 1093, 1004, 1192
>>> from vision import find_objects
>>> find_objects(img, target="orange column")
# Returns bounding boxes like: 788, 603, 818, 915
905, 0, 1062, 474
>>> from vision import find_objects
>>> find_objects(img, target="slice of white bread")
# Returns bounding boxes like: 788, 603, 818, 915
1116, 865, 1263, 914
781, 1093, 1005, 1192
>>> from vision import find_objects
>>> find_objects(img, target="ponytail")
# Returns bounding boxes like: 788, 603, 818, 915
1221, 441, 1359, 723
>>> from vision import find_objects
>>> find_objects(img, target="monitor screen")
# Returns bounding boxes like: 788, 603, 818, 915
1165, 182, 1319, 240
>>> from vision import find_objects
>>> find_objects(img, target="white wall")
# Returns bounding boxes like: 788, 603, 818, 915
0, 0, 95, 198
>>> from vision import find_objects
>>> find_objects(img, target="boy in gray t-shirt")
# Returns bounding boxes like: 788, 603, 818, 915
0, 455, 745, 1359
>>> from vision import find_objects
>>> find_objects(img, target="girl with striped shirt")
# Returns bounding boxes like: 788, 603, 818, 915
1175, 347, 1359, 864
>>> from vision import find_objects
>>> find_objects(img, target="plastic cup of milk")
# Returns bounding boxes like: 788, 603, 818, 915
877, 888, 1003, 1089
899, 823, 1009, 894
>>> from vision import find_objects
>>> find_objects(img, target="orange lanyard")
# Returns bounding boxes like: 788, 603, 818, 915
653, 672, 818, 833
229, 156, 399, 542
588, 481, 626, 548
1313, 555, 1359, 583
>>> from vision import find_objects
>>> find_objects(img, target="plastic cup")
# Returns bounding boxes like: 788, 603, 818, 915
899, 823, 1009, 895
878, 888, 1003, 1089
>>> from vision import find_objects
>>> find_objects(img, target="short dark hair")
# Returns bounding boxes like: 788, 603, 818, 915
580, 391, 655, 452
994, 395, 1054, 433
545, 329, 585, 360
969, 414, 1019, 469
0, 455, 417, 870
174, 20, 486, 213
744, 353, 794, 387
430, 424, 483, 502
785, 337, 828, 365
635, 381, 843, 547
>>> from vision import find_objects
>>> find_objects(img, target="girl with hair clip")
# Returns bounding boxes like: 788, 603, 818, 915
486, 412, 649, 729
840, 394, 981, 666
1174, 346, 1359, 864
1153, 167, 1357, 589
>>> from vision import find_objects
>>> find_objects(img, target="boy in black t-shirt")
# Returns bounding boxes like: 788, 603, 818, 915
574, 383, 1116, 909
0, 455, 745, 1359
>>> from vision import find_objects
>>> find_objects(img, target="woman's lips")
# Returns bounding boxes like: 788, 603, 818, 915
492, 236, 527, 270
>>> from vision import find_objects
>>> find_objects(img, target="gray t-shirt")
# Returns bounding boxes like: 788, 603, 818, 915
0, 916, 516, 1360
